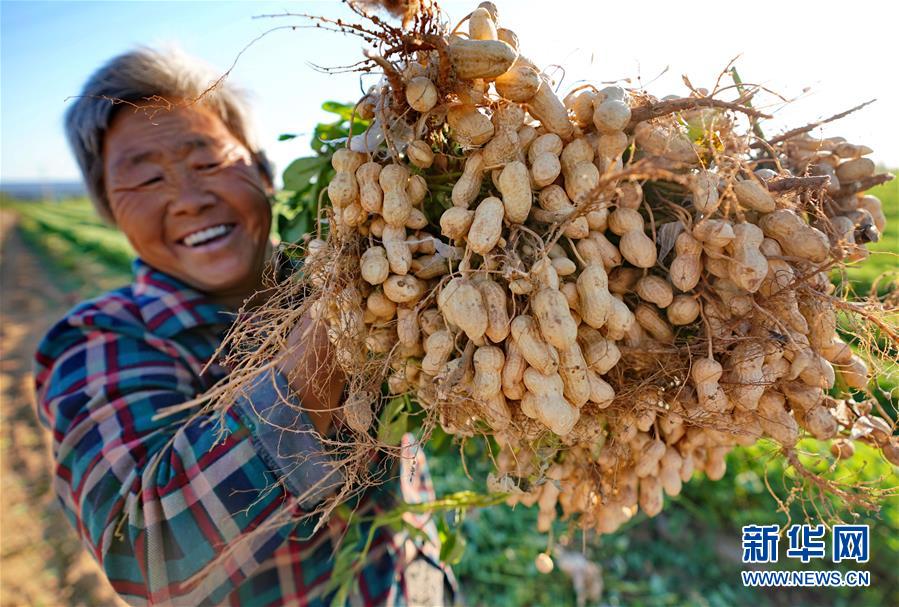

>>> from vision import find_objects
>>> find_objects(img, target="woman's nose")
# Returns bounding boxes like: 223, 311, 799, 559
168, 171, 216, 215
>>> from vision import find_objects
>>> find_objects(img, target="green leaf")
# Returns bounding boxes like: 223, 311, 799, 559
437, 517, 468, 565
429, 425, 451, 453
323, 523, 363, 601
313, 121, 347, 150
328, 579, 353, 607
376, 396, 409, 445
439, 528, 457, 562
281, 214, 311, 244
381, 396, 407, 422
321, 100, 356, 122
436, 516, 457, 562
349, 121, 369, 136
378, 412, 408, 446
401, 521, 431, 544
282, 156, 327, 192
278, 133, 298, 141
435, 514, 450, 538
445, 532, 467, 565
316, 164, 335, 204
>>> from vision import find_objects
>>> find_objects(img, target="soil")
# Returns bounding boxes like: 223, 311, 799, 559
0, 209, 127, 607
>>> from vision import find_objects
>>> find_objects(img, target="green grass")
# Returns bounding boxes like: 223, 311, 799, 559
36, 198, 110, 224
6, 198, 134, 270
3, 197, 133, 297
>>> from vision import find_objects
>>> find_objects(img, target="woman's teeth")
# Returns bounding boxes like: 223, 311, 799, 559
183, 224, 234, 247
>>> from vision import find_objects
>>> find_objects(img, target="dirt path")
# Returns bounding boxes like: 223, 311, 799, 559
0, 209, 126, 607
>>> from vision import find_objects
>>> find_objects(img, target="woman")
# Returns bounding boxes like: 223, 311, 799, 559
34, 47, 452, 607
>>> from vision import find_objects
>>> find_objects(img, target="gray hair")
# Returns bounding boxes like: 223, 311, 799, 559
65, 46, 273, 222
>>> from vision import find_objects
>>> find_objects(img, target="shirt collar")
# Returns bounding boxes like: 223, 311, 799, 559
131, 258, 235, 338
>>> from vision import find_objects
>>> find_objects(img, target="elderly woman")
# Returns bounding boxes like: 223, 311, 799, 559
34, 48, 452, 607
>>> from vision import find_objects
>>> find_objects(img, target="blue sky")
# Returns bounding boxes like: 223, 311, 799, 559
2, 0, 898, 186
1, 1, 375, 183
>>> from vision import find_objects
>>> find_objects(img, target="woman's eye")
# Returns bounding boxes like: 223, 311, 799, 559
197, 161, 223, 171
139, 176, 163, 187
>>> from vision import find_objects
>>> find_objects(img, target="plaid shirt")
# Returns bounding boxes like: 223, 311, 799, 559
34, 258, 452, 606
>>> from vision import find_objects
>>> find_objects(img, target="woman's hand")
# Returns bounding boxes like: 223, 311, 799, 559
276, 313, 345, 435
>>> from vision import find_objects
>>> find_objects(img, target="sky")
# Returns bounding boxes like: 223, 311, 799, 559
2, 0, 899, 187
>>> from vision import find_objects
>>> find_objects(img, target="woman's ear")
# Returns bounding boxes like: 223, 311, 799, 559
253, 151, 275, 195
261, 167, 275, 196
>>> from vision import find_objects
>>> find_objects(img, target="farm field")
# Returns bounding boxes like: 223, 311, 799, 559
1, 180, 896, 606
0, 207, 127, 607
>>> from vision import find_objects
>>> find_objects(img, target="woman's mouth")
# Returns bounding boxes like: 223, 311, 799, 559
179, 223, 236, 248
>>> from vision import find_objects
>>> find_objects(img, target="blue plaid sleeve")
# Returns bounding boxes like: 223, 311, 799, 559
33, 313, 340, 606
232, 368, 344, 509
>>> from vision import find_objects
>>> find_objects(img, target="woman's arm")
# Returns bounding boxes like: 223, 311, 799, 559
34, 311, 341, 606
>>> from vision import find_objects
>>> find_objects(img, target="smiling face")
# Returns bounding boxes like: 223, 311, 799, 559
103, 103, 273, 304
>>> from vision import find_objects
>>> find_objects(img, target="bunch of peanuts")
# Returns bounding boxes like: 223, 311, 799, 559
303, 1, 896, 533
